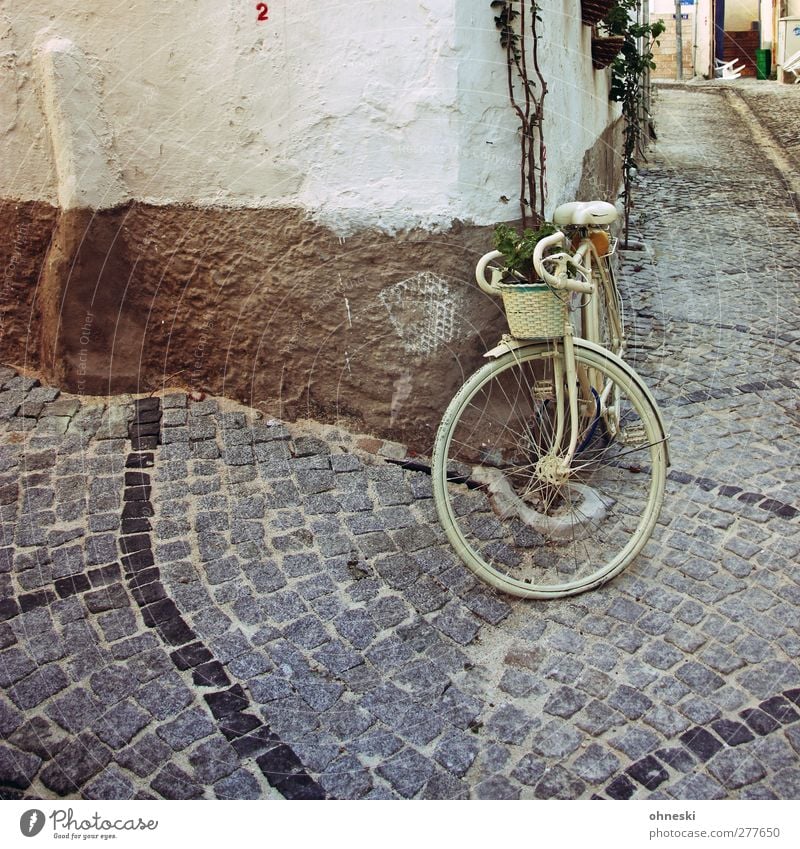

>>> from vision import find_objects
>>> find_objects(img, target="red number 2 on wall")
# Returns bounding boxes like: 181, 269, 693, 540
256, 3, 269, 21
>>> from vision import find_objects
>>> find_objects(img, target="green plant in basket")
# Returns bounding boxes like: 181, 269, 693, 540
493, 221, 557, 284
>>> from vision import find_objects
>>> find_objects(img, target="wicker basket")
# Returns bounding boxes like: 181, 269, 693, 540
499, 282, 568, 339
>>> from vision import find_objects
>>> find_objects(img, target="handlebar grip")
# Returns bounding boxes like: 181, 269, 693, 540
532, 232, 566, 285
533, 231, 594, 294
475, 250, 505, 296
558, 269, 594, 294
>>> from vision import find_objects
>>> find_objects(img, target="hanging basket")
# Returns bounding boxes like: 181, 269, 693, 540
581, 0, 614, 27
591, 36, 625, 70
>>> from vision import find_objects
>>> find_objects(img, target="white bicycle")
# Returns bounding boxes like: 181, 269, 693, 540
432, 201, 669, 598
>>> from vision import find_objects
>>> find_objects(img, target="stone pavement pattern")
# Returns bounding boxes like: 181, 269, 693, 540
1, 85, 799, 800
725, 79, 800, 174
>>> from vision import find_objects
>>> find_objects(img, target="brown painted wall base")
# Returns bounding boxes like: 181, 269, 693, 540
2, 199, 506, 449
0, 134, 622, 451
0, 200, 59, 370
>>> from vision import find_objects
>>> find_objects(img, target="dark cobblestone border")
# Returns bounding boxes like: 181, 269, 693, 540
664, 470, 799, 521
390, 458, 799, 524
121, 398, 327, 800
662, 377, 798, 409
658, 377, 800, 407
597, 688, 800, 799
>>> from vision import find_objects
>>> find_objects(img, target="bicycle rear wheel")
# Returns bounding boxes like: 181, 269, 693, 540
432, 341, 667, 598
593, 251, 624, 358
584, 252, 625, 437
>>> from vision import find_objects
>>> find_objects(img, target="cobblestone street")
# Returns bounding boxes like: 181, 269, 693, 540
1, 82, 799, 801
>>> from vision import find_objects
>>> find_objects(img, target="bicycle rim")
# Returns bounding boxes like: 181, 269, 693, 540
432, 342, 667, 599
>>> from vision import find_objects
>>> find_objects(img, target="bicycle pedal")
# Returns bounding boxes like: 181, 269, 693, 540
533, 381, 555, 401
621, 424, 647, 447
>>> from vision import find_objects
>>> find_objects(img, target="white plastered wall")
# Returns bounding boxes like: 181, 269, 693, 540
0, 0, 618, 234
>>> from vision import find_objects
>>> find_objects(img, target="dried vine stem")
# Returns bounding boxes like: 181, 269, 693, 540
493, 1, 547, 228
605, 0, 664, 246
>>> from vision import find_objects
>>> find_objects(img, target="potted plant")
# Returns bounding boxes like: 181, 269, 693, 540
493, 221, 557, 284
589, 0, 630, 70
490, 222, 567, 339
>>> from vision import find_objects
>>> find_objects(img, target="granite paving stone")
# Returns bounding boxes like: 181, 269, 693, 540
376, 747, 434, 797
572, 743, 620, 783
605, 774, 636, 800
626, 754, 669, 791
0, 698, 23, 737
473, 774, 520, 799
534, 765, 586, 800
94, 701, 152, 750
149, 763, 204, 799
667, 773, 727, 801
0, 744, 42, 790
609, 727, 662, 760
39, 732, 112, 795
214, 768, 264, 800
318, 754, 373, 799
83, 766, 135, 800
740, 707, 782, 737
44, 688, 104, 734
188, 737, 240, 784
8, 664, 70, 710
529, 720, 583, 758
433, 729, 480, 778
9, 716, 66, 761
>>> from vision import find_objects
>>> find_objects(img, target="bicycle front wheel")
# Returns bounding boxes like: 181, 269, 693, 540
432, 342, 667, 598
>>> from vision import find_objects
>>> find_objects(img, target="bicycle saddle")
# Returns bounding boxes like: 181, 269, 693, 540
553, 201, 618, 226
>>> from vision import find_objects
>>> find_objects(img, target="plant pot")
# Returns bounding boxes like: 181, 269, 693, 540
591, 36, 625, 70
581, 0, 614, 27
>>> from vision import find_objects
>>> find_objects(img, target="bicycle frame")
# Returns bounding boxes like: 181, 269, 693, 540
569, 229, 626, 437
570, 230, 625, 359
475, 225, 631, 481
530, 228, 626, 476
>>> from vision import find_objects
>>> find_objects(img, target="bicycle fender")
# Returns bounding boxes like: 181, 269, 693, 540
483, 334, 530, 359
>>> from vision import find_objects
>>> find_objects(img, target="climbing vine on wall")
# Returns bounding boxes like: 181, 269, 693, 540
604, 0, 665, 245
491, 1, 547, 229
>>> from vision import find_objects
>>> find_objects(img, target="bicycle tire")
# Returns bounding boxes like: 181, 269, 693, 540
432, 340, 667, 599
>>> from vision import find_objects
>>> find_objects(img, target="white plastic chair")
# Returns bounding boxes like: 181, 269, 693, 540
783, 48, 800, 83
714, 58, 745, 79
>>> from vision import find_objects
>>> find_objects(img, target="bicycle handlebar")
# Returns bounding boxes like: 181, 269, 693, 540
475, 250, 505, 295
533, 232, 594, 294
475, 232, 594, 298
